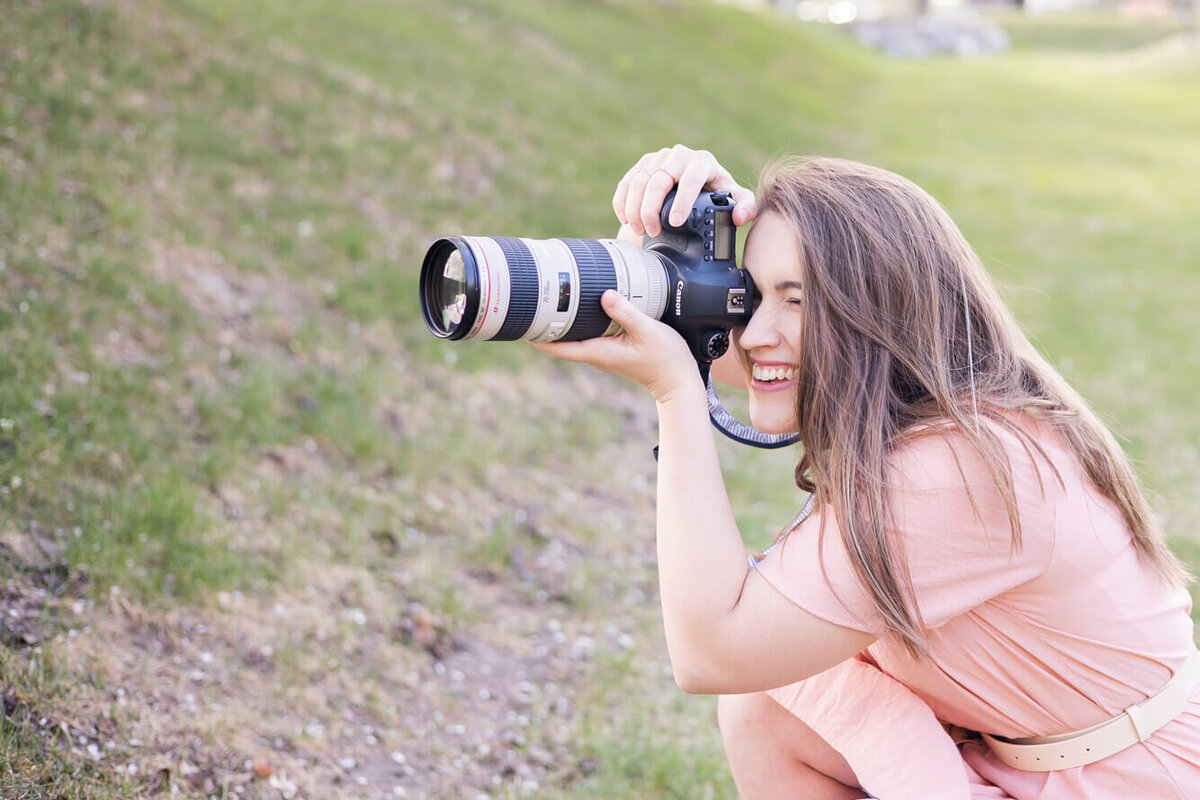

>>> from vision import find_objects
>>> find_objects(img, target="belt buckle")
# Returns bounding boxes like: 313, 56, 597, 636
1123, 701, 1152, 743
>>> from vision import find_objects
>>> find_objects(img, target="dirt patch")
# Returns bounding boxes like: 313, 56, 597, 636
0, 527, 85, 647
33, 515, 649, 799
149, 243, 315, 340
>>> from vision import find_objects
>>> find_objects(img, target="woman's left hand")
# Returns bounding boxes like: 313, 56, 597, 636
532, 290, 702, 404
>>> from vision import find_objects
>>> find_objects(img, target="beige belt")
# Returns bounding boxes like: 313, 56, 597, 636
983, 650, 1200, 772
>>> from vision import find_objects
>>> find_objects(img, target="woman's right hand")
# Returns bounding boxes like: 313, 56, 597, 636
612, 144, 759, 238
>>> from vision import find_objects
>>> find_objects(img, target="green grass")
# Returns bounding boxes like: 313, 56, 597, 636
994, 9, 1188, 52
1, 0, 1198, 796
0, 646, 129, 799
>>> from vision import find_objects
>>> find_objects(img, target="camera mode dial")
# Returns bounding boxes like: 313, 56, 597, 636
702, 330, 730, 360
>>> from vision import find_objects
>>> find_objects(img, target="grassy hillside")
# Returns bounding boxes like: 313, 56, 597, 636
1, 0, 1197, 797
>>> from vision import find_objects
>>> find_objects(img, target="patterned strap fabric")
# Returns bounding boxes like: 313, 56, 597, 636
748, 494, 816, 568
705, 370, 799, 449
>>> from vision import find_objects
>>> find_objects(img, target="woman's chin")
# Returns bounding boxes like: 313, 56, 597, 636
748, 411, 799, 436
747, 390, 799, 435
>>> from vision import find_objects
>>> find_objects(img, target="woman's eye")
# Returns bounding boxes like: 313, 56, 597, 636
785, 297, 804, 307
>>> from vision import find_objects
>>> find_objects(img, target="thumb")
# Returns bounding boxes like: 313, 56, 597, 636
600, 290, 645, 329
730, 187, 758, 226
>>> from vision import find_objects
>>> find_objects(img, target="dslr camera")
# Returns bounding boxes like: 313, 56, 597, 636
420, 190, 756, 365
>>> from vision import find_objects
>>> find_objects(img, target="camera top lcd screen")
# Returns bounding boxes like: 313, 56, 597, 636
713, 210, 733, 262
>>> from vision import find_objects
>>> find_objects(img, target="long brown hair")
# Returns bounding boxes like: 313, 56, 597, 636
754, 157, 1189, 657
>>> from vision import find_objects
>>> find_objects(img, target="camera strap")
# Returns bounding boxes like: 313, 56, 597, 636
748, 493, 817, 567
702, 362, 800, 449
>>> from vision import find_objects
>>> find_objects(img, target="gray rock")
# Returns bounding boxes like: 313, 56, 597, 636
851, 14, 1011, 58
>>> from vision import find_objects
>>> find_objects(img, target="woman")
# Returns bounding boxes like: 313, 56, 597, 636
534, 145, 1199, 799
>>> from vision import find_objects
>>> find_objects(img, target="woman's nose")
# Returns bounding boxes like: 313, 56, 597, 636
737, 308, 779, 352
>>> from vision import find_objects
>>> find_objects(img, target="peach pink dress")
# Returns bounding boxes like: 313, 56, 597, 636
753, 418, 1200, 799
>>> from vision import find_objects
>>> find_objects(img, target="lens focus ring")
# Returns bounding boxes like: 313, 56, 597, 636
562, 239, 617, 341
491, 237, 539, 341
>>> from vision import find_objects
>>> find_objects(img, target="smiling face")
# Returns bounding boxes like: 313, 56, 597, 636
736, 211, 806, 435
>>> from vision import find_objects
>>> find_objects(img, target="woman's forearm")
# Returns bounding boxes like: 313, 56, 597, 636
653, 382, 753, 687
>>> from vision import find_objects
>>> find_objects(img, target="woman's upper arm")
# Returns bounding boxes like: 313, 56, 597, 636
673, 568, 876, 695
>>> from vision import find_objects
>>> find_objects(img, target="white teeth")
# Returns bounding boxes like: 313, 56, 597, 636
752, 364, 797, 382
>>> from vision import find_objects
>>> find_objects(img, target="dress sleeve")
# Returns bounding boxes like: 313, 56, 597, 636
753, 422, 1058, 635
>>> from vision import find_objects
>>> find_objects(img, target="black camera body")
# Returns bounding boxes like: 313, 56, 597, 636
644, 189, 755, 364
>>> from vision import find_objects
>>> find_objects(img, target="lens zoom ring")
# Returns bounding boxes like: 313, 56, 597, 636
491, 237, 539, 341
562, 239, 617, 341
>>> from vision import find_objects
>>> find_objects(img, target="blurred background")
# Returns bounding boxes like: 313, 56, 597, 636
1, 0, 1197, 797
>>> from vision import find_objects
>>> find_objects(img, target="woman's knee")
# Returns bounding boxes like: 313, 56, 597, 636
717, 693, 866, 799
718, 691, 862, 790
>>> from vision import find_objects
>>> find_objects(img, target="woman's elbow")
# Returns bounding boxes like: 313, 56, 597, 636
670, 656, 733, 695
673, 666, 717, 695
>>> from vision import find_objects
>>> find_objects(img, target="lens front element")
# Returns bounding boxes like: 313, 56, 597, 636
420, 238, 480, 340
439, 250, 468, 331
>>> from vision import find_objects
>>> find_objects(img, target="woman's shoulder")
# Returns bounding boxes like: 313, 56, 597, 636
884, 412, 1072, 501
